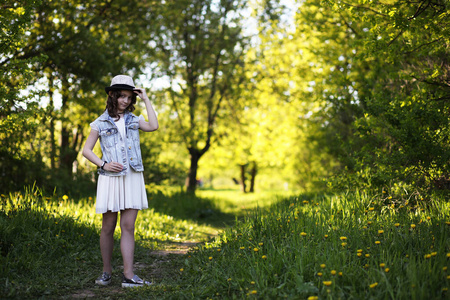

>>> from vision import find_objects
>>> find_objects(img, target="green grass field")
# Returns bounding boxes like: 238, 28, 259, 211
1, 186, 449, 299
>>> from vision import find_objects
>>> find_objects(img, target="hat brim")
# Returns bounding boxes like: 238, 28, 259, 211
105, 84, 135, 94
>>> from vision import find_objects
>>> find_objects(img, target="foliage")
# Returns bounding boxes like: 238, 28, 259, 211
149, 0, 251, 193
2, 0, 450, 197
0, 1, 47, 192
295, 0, 450, 192
0, 0, 160, 193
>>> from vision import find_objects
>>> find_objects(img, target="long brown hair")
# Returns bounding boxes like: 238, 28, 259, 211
106, 90, 137, 121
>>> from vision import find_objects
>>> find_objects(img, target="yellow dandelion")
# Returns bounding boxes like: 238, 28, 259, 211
443, 267, 447, 271
369, 282, 378, 288
375, 241, 381, 245
208, 257, 213, 260
317, 272, 323, 277
424, 254, 431, 259
331, 270, 336, 275
365, 254, 370, 258
363, 226, 368, 229
411, 224, 416, 229
369, 207, 374, 211
217, 249, 221, 252
258, 242, 263, 246
254, 248, 259, 252
378, 230, 384, 234
431, 252, 437, 257
323, 281, 332, 286
320, 264, 326, 269
301, 232, 307, 236
340, 236, 347, 241
357, 253, 362, 257
227, 278, 232, 282
324, 234, 328, 238
307, 297, 318, 300
427, 216, 431, 220
447, 275, 450, 280
357, 249, 363, 253
250, 290, 257, 294
62, 195, 69, 200
341, 242, 347, 247
240, 246, 245, 250
388, 196, 392, 199
262, 255, 267, 259
385, 268, 390, 273
446, 253, 450, 258
180, 268, 184, 272
250, 281, 255, 285
338, 272, 343, 276
380, 263, 386, 268
364, 264, 369, 269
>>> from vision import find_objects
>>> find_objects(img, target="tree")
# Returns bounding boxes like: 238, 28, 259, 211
150, 0, 250, 194
1, 0, 159, 192
323, 0, 450, 190
0, 1, 47, 191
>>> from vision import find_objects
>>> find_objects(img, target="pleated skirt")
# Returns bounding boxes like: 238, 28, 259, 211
95, 169, 148, 214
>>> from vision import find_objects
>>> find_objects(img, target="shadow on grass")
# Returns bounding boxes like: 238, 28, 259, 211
146, 190, 242, 229
0, 207, 106, 298
1, 201, 184, 299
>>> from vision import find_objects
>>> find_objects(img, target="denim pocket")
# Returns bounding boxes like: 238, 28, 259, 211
100, 128, 118, 147
127, 122, 140, 141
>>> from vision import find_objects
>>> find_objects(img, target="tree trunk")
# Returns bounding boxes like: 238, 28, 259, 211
59, 76, 73, 178
240, 164, 247, 193
58, 76, 84, 179
48, 75, 56, 170
186, 149, 201, 194
249, 162, 257, 193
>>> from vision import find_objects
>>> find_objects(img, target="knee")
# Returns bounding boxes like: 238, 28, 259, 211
120, 220, 135, 234
101, 223, 116, 236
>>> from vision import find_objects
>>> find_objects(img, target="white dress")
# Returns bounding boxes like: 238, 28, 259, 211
91, 116, 148, 214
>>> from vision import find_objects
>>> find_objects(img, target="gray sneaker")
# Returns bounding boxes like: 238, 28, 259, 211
95, 272, 111, 286
122, 274, 152, 288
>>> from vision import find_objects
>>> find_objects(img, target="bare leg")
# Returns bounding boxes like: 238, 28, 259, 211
100, 211, 118, 274
120, 209, 138, 279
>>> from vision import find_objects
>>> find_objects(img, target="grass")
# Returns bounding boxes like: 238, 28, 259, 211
1, 186, 449, 299
0, 185, 282, 298
170, 191, 450, 299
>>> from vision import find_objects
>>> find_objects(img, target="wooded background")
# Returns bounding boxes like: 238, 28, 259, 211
1, 0, 449, 196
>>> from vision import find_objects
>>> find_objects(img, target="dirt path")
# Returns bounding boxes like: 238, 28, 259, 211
69, 241, 199, 299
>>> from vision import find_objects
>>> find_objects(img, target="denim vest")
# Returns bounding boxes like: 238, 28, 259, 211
91, 110, 144, 176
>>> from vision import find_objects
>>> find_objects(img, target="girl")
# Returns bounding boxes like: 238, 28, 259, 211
82, 75, 158, 288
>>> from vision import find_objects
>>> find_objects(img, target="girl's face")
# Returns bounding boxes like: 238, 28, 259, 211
117, 90, 133, 113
